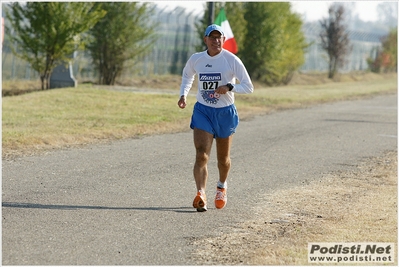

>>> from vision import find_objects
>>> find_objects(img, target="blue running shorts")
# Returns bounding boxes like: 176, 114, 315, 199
190, 102, 239, 138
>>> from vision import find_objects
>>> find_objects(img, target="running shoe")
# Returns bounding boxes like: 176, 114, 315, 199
193, 191, 207, 212
215, 187, 227, 209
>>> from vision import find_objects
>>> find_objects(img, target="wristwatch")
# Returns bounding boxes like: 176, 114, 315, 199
226, 83, 234, 91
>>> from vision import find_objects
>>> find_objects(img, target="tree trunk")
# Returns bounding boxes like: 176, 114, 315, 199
102, 67, 118, 85
328, 57, 337, 79
45, 73, 50, 89
44, 55, 54, 89
40, 75, 45, 90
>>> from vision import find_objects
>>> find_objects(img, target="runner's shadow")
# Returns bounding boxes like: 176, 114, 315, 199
2, 202, 196, 213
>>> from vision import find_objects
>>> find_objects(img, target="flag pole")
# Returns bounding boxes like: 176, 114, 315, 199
208, 2, 214, 24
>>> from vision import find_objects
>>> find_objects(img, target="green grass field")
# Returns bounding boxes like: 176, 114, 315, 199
2, 75, 397, 158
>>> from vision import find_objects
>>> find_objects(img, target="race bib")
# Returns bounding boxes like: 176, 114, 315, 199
199, 73, 222, 104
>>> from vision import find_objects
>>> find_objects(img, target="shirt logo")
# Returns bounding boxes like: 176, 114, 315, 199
205, 64, 212, 67
199, 73, 221, 81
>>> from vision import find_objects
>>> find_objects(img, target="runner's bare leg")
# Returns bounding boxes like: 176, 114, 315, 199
216, 136, 232, 184
193, 128, 214, 191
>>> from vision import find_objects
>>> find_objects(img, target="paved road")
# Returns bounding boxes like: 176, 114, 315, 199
2, 94, 397, 265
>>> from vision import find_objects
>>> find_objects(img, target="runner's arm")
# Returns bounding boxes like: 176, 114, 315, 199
230, 59, 254, 94
179, 59, 196, 97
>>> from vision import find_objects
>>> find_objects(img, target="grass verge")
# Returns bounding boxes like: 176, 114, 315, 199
2, 85, 192, 158
2, 74, 397, 158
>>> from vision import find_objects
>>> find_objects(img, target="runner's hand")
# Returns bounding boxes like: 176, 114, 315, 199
215, 85, 229, 94
178, 96, 186, 109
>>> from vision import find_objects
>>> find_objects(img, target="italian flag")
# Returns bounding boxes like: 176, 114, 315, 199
214, 8, 238, 54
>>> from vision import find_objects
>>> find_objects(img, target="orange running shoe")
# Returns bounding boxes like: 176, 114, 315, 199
193, 191, 207, 212
215, 187, 227, 209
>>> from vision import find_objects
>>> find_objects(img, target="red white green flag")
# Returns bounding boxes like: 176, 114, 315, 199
214, 8, 238, 54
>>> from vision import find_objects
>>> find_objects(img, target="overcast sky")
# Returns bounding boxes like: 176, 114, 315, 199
151, 1, 385, 22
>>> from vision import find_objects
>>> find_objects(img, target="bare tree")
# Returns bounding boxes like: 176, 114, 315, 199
319, 4, 351, 79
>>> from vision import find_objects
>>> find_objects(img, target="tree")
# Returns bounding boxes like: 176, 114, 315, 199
241, 2, 308, 85
196, 2, 307, 85
5, 2, 105, 89
319, 4, 351, 79
367, 28, 397, 73
381, 28, 398, 72
86, 2, 157, 85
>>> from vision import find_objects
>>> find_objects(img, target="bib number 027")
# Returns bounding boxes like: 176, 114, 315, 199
202, 81, 219, 90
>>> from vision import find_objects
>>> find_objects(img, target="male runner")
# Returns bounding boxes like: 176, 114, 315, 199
178, 24, 254, 212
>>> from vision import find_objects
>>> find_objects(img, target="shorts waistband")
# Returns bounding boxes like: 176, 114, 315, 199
195, 102, 235, 110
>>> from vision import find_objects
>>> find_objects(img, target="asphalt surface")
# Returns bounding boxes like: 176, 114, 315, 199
2, 93, 397, 265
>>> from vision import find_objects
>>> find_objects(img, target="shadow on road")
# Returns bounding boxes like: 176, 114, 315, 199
2, 202, 196, 213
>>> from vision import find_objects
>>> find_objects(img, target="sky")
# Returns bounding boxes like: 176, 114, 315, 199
151, 1, 385, 22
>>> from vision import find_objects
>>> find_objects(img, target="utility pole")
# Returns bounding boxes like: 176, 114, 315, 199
208, 2, 214, 25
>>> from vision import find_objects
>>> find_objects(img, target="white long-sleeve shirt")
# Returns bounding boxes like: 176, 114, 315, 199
180, 49, 254, 108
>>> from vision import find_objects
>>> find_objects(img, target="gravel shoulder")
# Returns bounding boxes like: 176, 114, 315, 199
191, 150, 398, 265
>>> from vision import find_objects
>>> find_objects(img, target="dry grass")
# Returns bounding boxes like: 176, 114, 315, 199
2, 85, 193, 158
2, 73, 397, 159
2, 80, 42, 96
191, 151, 398, 265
